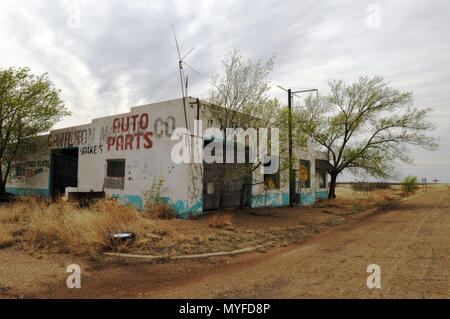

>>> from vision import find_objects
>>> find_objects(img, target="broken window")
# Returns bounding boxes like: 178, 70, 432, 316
15, 163, 26, 177
106, 159, 125, 177
299, 160, 310, 188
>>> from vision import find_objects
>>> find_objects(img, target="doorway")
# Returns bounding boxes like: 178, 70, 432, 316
50, 148, 78, 198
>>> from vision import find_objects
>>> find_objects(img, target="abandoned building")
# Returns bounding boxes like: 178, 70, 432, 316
6, 97, 331, 217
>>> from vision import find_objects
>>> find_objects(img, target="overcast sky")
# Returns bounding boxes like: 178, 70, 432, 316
1, 0, 449, 182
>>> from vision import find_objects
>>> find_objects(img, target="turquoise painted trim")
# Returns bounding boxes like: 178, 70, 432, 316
251, 192, 290, 208
282, 193, 290, 205
111, 194, 203, 219
315, 190, 328, 200
5, 187, 50, 198
111, 194, 143, 210
160, 196, 203, 219
300, 192, 315, 205
251, 191, 323, 207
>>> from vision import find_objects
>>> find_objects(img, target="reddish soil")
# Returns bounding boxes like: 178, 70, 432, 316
1, 188, 449, 298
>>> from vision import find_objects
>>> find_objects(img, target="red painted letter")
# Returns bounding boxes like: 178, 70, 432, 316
107, 136, 115, 151
134, 132, 143, 149
143, 131, 153, 149
125, 134, 133, 150
116, 135, 124, 151
139, 113, 149, 130
131, 114, 139, 131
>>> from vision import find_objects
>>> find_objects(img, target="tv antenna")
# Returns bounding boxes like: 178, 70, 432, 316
172, 25, 199, 98
171, 25, 200, 199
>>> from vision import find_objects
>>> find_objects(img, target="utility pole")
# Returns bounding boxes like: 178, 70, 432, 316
288, 89, 294, 207
278, 86, 318, 207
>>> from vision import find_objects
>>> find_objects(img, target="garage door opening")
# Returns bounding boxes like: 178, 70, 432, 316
203, 139, 251, 211
50, 148, 78, 199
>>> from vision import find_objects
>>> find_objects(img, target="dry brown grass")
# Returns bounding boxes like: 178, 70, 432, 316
315, 186, 399, 216
0, 225, 15, 248
0, 200, 31, 248
150, 202, 176, 220
366, 189, 392, 202
0, 198, 181, 255
315, 197, 356, 208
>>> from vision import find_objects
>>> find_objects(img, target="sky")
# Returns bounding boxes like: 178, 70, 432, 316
1, 0, 449, 182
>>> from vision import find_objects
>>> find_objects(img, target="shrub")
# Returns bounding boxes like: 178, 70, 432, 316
401, 175, 419, 195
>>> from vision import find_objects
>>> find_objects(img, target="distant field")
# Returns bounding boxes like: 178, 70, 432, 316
336, 182, 448, 201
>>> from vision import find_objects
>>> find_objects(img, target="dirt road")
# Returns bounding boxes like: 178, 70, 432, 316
27, 188, 450, 298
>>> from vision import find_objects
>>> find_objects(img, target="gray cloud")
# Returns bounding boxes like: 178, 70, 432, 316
1, 0, 449, 181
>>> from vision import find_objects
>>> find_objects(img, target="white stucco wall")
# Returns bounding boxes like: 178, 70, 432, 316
7, 98, 204, 216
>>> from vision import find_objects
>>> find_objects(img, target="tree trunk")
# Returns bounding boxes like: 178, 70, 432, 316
0, 163, 5, 198
0, 180, 6, 200
328, 172, 338, 200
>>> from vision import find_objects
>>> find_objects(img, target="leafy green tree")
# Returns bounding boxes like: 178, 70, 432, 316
0, 67, 69, 198
294, 76, 438, 199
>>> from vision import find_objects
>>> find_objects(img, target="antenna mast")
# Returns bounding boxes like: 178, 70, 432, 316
171, 25, 199, 100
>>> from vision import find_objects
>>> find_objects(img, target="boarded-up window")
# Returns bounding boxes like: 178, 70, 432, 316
106, 159, 125, 177
16, 163, 26, 177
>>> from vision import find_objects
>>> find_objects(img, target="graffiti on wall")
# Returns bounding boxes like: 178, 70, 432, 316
11, 160, 50, 183
25, 160, 50, 178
